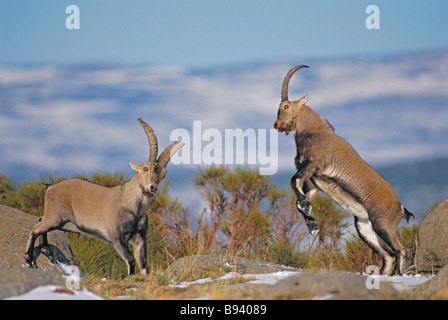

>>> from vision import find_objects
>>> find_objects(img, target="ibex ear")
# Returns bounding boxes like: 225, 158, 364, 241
297, 95, 308, 106
129, 160, 142, 172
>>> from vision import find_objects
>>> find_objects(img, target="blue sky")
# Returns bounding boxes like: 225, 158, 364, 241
1, 0, 447, 68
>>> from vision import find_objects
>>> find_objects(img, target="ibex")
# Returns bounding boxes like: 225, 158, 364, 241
274, 65, 414, 275
25, 118, 184, 275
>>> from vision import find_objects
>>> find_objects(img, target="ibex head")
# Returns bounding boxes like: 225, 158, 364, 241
274, 65, 309, 135
129, 118, 184, 196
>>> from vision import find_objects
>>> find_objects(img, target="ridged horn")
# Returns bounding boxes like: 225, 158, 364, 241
281, 65, 309, 102
158, 141, 185, 168
137, 118, 158, 162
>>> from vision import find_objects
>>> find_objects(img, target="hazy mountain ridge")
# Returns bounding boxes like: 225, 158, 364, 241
377, 157, 448, 218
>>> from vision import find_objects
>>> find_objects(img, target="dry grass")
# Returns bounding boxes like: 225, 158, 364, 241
81, 267, 260, 300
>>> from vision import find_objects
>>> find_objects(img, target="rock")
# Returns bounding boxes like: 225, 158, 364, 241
262, 271, 397, 300
161, 255, 399, 299
413, 265, 448, 299
161, 255, 298, 281
0, 268, 66, 299
416, 198, 448, 273
0, 204, 75, 272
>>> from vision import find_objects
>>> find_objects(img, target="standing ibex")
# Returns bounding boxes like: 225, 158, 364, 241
274, 65, 414, 275
25, 118, 184, 275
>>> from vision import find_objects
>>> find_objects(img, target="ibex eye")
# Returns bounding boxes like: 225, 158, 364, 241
143, 167, 149, 172
284, 105, 289, 110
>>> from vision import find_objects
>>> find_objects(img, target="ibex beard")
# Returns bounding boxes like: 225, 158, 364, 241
274, 65, 414, 275
25, 118, 184, 276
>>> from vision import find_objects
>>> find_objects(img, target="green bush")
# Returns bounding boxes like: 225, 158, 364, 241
0, 172, 15, 195
193, 165, 274, 256
0, 171, 68, 216
66, 233, 128, 278
311, 194, 349, 252
397, 223, 419, 271
73, 170, 129, 188
342, 233, 382, 273
268, 239, 305, 268
0, 173, 20, 208
16, 179, 47, 216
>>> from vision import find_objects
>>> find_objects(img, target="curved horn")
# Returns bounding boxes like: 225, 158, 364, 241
158, 141, 185, 168
281, 65, 309, 102
137, 118, 158, 162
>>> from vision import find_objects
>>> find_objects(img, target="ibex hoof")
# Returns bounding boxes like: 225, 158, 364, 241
306, 220, 319, 237
25, 255, 37, 269
41, 246, 54, 263
296, 199, 312, 215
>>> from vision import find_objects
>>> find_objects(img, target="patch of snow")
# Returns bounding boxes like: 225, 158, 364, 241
170, 270, 433, 293
246, 271, 300, 285
363, 273, 434, 291
313, 293, 335, 300
169, 270, 300, 288
171, 277, 215, 288
224, 262, 237, 268
4, 285, 104, 300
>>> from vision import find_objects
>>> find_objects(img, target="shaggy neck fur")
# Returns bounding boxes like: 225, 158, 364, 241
121, 175, 154, 213
295, 105, 333, 134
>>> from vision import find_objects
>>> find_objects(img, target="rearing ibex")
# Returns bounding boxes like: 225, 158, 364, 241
25, 118, 184, 275
274, 65, 414, 275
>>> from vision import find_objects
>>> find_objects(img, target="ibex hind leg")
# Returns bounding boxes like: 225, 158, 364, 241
371, 220, 405, 275
38, 232, 55, 263
25, 217, 59, 268
354, 217, 395, 275
25, 232, 39, 268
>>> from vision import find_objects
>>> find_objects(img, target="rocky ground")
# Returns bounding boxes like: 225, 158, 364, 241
1, 204, 447, 300
0, 204, 74, 271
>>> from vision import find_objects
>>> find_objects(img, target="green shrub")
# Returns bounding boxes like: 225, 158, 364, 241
397, 223, 419, 271
66, 233, 128, 278
0, 173, 20, 208
0, 171, 68, 216
0, 172, 15, 195
16, 179, 47, 216
268, 239, 304, 268
74, 170, 129, 187
342, 233, 382, 273
311, 194, 349, 251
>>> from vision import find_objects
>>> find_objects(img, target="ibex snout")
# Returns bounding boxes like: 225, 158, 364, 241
274, 119, 290, 135
150, 185, 158, 194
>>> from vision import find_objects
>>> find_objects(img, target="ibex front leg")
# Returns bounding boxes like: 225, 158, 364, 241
290, 168, 319, 236
130, 230, 148, 275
